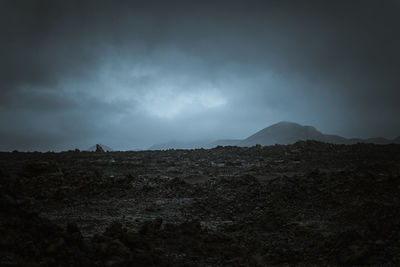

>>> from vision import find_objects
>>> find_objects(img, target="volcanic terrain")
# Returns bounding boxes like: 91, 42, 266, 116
1, 141, 400, 266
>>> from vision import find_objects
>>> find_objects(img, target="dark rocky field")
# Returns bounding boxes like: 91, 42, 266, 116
1, 141, 400, 266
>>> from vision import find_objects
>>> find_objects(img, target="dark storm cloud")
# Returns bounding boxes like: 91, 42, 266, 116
1, 0, 399, 151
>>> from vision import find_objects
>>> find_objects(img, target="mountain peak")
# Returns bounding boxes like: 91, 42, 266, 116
270, 121, 316, 129
273, 121, 301, 126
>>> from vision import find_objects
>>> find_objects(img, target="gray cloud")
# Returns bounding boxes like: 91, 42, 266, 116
1, 0, 399, 151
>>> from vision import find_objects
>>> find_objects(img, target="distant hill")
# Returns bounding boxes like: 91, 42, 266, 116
149, 139, 243, 150
323, 134, 354, 144
240, 121, 326, 146
204, 139, 243, 148
148, 121, 400, 149
240, 122, 398, 147
149, 140, 211, 150
87, 144, 113, 152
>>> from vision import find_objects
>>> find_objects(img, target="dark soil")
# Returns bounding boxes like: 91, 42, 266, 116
1, 141, 400, 266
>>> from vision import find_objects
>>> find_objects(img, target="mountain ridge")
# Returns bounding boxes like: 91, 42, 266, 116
149, 121, 400, 150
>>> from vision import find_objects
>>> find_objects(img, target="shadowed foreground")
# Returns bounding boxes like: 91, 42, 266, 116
1, 141, 400, 266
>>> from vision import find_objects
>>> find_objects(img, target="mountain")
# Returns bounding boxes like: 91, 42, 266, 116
148, 121, 400, 149
87, 144, 113, 152
240, 121, 326, 146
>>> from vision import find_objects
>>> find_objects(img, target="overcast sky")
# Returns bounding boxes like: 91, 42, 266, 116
1, 0, 399, 151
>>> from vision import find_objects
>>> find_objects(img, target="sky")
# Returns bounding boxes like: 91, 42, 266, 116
1, 0, 400, 151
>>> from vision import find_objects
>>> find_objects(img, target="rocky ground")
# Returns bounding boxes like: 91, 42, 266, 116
1, 141, 400, 266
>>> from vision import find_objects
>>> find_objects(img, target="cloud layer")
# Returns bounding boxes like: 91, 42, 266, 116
1, 0, 399, 151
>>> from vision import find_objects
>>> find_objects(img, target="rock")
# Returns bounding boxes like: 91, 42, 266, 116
105, 256, 125, 267
66, 223, 84, 245
46, 238, 65, 254
95, 144, 105, 153
339, 245, 370, 265
139, 217, 163, 235
106, 239, 132, 257
1, 194, 17, 210
103, 222, 126, 239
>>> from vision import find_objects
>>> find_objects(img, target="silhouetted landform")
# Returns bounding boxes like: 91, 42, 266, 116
240, 121, 400, 146
150, 121, 400, 149
149, 140, 212, 150
205, 139, 243, 148
240, 121, 326, 146
149, 139, 243, 150
1, 141, 400, 265
87, 144, 113, 152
